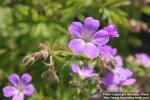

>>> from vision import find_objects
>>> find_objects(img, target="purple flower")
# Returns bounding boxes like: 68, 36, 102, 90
68, 17, 109, 58
104, 24, 119, 38
102, 67, 136, 92
114, 55, 123, 67
135, 53, 150, 67
99, 45, 117, 62
3, 73, 35, 100
71, 64, 99, 78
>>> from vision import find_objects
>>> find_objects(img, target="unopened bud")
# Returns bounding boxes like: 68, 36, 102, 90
22, 55, 35, 67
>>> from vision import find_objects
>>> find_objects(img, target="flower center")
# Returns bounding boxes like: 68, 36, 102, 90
18, 83, 25, 93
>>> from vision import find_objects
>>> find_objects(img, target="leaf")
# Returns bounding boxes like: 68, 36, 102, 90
15, 5, 30, 16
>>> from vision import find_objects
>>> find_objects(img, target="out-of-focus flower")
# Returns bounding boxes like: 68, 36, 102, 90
129, 19, 149, 33
114, 55, 123, 67
102, 67, 136, 92
135, 53, 150, 67
68, 17, 109, 58
71, 64, 99, 78
3, 73, 35, 100
99, 45, 117, 62
104, 24, 119, 38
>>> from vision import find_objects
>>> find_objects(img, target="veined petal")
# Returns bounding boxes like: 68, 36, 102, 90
122, 79, 136, 86
68, 22, 83, 38
12, 93, 24, 100
8, 74, 20, 87
68, 39, 85, 54
91, 30, 109, 45
21, 73, 32, 85
84, 17, 100, 34
3, 86, 16, 97
83, 42, 99, 58
24, 84, 35, 96
71, 64, 81, 74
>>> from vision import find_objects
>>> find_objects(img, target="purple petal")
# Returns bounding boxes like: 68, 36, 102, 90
68, 22, 83, 38
21, 73, 32, 85
83, 42, 99, 58
107, 85, 123, 92
91, 30, 109, 46
114, 67, 133, 80
99, 45, 117, 56
102, 72, 114, 85
122, 79, 136, 86
8, 74, 20, 87
82, 66, 93, 74
68, 39, 86, 54
91, 73, 99, 77
114, 56, 123, 67
104, 24, 119, 38
71, 64, 81, 74
123, 69, 133, 78
12, 93, 24, 100
84, 17, 100, 33
3, 86, 16, 97
24, 84, 35, 96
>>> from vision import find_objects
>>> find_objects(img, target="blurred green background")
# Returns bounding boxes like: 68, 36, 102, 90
0, 0, 150, 100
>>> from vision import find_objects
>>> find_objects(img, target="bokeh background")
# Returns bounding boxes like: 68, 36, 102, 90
0, 0, 150, 100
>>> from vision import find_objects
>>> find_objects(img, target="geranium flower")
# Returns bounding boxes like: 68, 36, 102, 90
135, 53, 150, 67
68, 17, 109, 58
3, 73, 35, 100
71, 64, 99, 78
102, 67, 136, 92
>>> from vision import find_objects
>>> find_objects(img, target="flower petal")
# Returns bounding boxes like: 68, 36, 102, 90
24, 84, 35, 96
102, 72, 120, 85
90, 73, 99, 77
71, 64, 81, 74
12, 93, 24, 100
122, 79, 136, 86
104, 24, 119, 38
82, 66, 93, 74
114, 56, 123, 67
84, 17, 100, 33
8, 74, 20, 87
83, 42, 99, 58
68, 39, 85, 54
91, 30, 109, 45
21, 73, 32, 85
107, 85, 123, 92
68, 22, 83, 38
3, 86, 16, 97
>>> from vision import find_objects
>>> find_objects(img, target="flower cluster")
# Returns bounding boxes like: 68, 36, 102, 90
135, 53, 150, 67
68, 17, 118, 58
102, 67, 136, 92
3, 73, 35, 100
69, 17, 136, 93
